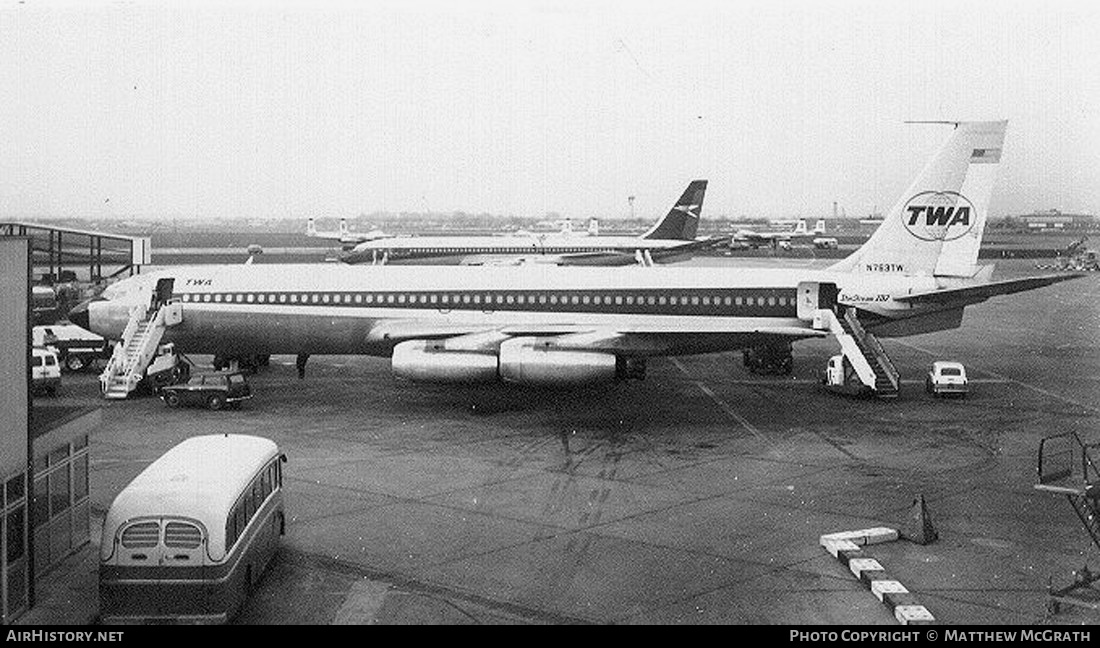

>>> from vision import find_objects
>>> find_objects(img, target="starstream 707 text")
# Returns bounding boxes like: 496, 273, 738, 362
6, 631, 123, 642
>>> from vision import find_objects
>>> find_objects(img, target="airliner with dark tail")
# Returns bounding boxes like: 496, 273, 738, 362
72, 122, 1082, 392
336, 180, 719, 266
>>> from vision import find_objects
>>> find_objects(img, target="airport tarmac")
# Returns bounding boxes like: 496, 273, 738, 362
45, 258, 1100, 625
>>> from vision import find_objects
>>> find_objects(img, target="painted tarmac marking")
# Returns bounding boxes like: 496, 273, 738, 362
331, 579, 391, 625
813, 430, 862, 462
670, 358, 783, 457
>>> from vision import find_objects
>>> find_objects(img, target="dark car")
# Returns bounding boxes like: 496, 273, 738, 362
161, 372, 252, 410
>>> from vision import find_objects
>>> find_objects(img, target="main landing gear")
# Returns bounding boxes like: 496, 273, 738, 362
213, 354, 270, 374
743, 340, 794, 375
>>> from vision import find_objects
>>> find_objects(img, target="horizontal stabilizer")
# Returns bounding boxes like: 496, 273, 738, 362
894, 274, 1085, 306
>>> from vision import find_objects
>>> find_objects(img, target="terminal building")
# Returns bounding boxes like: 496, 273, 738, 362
0, 238, 100, 624
1015, 209, 1097, 230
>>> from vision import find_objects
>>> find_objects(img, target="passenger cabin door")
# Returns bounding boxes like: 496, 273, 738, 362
154, 278, 175, 308
796, 281, 839, 321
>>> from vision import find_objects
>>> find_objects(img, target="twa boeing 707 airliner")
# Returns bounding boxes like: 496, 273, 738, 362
73, 121, 1080, 396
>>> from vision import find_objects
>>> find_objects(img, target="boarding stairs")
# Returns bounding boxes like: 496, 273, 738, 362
1036, 433, 1100, 552
99, 301, 180, 399
816, 307, 900, 398
1034, 433, 1100, 613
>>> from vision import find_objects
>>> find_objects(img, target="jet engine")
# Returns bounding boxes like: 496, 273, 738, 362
392, 337, 647, 386
498, 337, 643, 386
391, 340, 499, 383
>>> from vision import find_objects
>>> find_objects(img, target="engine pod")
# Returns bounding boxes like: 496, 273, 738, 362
498, 337, 617, 386
391, 340, 499, 383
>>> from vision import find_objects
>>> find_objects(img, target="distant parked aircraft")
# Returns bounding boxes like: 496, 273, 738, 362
338, 180, 723, 266
733, 219, 827, 249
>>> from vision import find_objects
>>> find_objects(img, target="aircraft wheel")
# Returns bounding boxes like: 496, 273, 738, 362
65, 354, 86, 372
165, 393, 181, 408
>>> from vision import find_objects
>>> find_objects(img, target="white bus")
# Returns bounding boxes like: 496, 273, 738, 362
99, 434, 286, 624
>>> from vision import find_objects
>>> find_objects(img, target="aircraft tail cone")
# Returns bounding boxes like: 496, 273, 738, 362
903, 494, 938, 545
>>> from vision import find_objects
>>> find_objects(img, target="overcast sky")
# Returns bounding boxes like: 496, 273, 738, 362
1, 0, 1097, 222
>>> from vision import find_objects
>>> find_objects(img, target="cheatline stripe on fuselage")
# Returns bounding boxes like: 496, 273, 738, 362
174, 287, 800, 318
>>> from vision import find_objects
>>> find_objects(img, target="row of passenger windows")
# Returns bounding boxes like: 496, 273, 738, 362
181, 292, 797, 308
225, 459, 282, 552
388, 248, 600, 254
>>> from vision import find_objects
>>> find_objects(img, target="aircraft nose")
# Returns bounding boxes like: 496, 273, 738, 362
67, 296, 104, 330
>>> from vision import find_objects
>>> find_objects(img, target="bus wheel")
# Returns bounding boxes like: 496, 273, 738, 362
207, 394, 226, 411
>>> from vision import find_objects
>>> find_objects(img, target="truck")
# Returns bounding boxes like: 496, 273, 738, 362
32, 323, 112, 373
138, 343, 192, 394
31, 347, 61, 396
821, 354, 872, 397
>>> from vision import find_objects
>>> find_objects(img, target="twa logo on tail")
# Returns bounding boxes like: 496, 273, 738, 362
902, 191, 976, 241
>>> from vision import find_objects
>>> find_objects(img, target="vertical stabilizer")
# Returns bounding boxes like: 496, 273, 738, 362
830, 121, 1007, 277
642, 180, 708, 240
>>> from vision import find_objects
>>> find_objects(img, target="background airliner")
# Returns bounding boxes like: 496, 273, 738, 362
336, 180, 722, 266
733, 219, 827, 249
305, 218, 392, 250
73, 121, 1081, 391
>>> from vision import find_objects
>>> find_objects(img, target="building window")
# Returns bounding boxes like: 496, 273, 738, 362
49, 469, 69, 516
33, 479, 47, 527
7, 507, 25, 562
6, 474, 25, 503
73, 455, 88, 501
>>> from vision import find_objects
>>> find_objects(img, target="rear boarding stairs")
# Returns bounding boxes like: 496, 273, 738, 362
1035, 432, 1100, 614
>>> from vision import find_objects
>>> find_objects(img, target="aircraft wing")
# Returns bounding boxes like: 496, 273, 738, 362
894, 274, 1086, 306
553, 237, 732, 266
368, 319, 826, 354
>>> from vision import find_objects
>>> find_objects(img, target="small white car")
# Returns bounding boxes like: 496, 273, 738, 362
32, 347, 61, 396
926, 361, 968, 398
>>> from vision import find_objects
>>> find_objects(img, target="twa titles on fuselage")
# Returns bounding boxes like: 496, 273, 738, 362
72, 121, 1081, 388
336, 181, 723, 267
